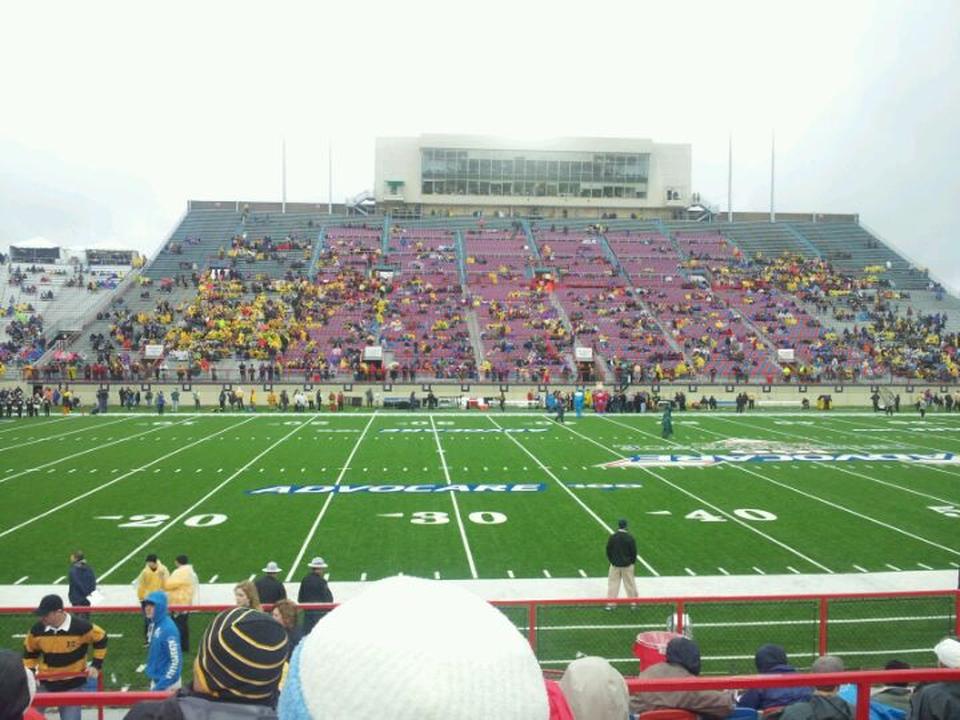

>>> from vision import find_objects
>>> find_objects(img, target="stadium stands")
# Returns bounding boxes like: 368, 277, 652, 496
20, 207, 960, 383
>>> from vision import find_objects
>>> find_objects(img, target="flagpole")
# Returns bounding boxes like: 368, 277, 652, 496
727, 132, 733, 223
770, 130, 775, 223
281, 138, 287, 214
328, 141, 333, 215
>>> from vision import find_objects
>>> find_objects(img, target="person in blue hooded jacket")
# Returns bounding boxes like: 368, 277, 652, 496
738, 644, 813, 711
143, 590, 182, 691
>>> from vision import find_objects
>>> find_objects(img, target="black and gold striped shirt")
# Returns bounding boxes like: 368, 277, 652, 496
23, 614, 108, 691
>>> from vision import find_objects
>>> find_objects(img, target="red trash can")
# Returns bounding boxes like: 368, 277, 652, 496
633, 631, 681, 672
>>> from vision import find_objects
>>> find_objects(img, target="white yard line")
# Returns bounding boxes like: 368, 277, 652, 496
0, 417, 257, 541
485, 415, 659, 577
0, 417, 196, 488
430, 414, 478, 579
704, 417, 960, 558
582, 418, 835, 573
0, 416, 70, 435
284, 415, 378, 582
0, 416, 130, 453
101, 419, 312, 581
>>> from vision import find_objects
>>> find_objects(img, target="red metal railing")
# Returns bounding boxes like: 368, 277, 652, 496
31, 669, 960, 720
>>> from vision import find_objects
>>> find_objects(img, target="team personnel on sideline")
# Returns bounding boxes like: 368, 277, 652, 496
142, 591, 182, 691
23, 594, 108, 720
164, 554, 198, 652
254, 561, 287, 605
67, 551, 96, 619
298, 556, 334, 634
605, 519, 639, 609
136, 554, 169, 644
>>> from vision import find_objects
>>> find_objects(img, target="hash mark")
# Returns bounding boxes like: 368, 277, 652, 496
209, 575, 219, 583
507, 570, 515, 579
752, 566, 766, 575
433, 571, 440, 580
360, 572, 367, 581
53, 576, 65, 584
543, 569, 551, 578
853, 565, 869, 573
885, 563, 902, 571
578, 569, 587, 578
13, 576, 27, 585
917, 562, 933, 570
685, 568, 696, 576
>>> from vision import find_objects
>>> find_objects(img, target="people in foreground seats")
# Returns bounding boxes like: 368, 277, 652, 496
124, 607, 288, 720
737, 643, 812, 711
559, 655, 629, 720
908, 637, 960, 720
781, 655, 853, 720
629, 636, 735, 719
277, 575, 549, 719
0, 648, 41, 720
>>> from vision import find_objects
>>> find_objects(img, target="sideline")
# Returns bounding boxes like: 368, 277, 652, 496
0, 569, 955, 607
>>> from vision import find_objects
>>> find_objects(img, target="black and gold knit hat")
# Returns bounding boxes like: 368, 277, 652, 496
193, 606, 289, 703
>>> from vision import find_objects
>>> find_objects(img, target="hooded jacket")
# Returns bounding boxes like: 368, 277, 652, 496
629, 638, 735, 719
0, 648, 33, 720
559, 656, 629, 720
738, 644, 814, 710
145, 591, 182, 690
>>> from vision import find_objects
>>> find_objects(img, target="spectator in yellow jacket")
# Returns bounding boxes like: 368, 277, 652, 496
164, 555, 198, 653
136, 554, 168, 643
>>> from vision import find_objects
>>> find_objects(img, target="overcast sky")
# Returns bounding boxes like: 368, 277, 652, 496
2, 1, 958, 287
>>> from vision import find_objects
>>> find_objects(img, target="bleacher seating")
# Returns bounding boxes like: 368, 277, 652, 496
27, 206, 960, 383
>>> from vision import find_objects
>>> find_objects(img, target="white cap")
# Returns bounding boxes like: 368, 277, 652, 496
262, 561, 282, 573
283, 575, 548, 719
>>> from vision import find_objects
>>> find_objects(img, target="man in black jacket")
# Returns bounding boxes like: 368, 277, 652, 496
297, 556, 333, 635
68, 551, 97, 619
605, 519, 638, 610
254, 562, 286, 606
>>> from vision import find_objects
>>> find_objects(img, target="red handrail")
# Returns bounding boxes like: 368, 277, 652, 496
32, 668, 960, 720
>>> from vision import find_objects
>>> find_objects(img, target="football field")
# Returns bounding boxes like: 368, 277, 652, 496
0, 407, 958, 586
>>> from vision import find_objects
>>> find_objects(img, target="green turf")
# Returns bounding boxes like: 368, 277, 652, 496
1, 408, 958, 687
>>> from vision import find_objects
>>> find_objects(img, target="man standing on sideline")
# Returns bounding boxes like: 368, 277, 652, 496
164, 555, 197, 652
255, 561, 287, 606
297, 556, 333, 635
67, 551, 96, 620
661, 403, 673, 438
142, 591, 181, 692
23, 594, 108, 720
136, 554, 169, 644
606, 519, 638, 610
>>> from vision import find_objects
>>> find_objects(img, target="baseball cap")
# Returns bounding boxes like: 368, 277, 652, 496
35, 594, 64, 616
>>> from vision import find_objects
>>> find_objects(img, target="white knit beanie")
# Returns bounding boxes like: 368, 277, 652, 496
278, 575, 548, 719
935, 637, 960, 668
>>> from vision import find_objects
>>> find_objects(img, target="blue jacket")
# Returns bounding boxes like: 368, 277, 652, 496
738, 645, 813, 710
68, 561, 97, 605
144, 591, 181, 690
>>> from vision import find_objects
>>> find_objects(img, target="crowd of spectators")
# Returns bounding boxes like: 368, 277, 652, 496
3, 572, 957, 719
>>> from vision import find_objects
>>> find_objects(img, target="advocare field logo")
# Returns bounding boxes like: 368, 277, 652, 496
598, 452, 960, 469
